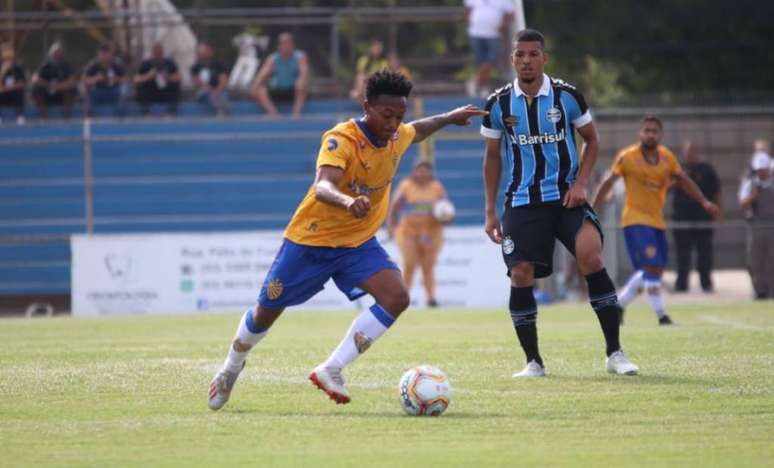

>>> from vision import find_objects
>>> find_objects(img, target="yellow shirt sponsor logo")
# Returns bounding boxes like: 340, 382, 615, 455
284, 119, 416, 247
611, 143, 682, 229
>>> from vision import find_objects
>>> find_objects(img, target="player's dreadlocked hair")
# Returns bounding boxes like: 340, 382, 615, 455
365, 70, 413, 102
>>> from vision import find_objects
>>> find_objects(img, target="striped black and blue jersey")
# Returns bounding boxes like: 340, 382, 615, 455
481, 74, 592, 207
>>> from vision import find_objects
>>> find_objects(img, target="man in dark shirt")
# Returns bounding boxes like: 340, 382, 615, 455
134, 43, 181, 116
190, 43, 230, 116
32, 42, 77, 117
672, 141, 720, 292
0, 43, 26, 124
82, 43, 128, 116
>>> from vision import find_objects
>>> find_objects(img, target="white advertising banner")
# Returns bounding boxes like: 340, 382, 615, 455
71, 227, 509, 317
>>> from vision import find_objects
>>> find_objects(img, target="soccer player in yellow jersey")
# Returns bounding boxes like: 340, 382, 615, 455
208, 71, 485, 410
593, 116, 719, 325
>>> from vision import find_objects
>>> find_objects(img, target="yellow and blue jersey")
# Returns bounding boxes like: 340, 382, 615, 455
480, 74, 592, 207
611, 143, 682, 229
284, 118, 416, 248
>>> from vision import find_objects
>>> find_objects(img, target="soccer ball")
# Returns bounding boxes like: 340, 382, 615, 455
432, 199, 456, 223
398, 365, 452, 416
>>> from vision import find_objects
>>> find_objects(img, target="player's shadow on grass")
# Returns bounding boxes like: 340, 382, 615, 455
551, 373, 714, 386
224, 409, 507, 419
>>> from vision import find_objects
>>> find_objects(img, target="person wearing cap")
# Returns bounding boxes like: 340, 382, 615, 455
739, 141, 774, 299
32, 42, 77, 118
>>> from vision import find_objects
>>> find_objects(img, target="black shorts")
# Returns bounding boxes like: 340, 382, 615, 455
269, 87, 295, 102
501, 203, 603, 279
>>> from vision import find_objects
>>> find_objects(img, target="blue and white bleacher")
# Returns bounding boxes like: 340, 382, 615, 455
0, 95, 495, 296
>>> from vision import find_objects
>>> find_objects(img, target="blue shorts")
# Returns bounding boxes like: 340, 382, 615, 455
624, 225, 668, 270
470, 36, 500, 65
258, 237, 399, 309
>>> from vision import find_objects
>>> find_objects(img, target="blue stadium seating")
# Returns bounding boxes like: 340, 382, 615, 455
0, 96, 499, 296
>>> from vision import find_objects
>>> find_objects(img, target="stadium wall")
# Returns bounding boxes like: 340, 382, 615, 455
0, 101, 771, 313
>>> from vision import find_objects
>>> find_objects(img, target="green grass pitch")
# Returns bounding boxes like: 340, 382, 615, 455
1, 302, 772, 467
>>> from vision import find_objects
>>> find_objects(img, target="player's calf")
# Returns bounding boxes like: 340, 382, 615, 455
311, 302, 399, 403
208, 306, 269, 411
586, 268, 623, 357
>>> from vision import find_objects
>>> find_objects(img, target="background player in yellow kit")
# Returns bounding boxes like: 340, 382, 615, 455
208, 71, 485, 409
388, 161, 449, 307
593, 115, 720, 325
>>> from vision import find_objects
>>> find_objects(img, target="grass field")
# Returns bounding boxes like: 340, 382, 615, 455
1, 302, 773, 467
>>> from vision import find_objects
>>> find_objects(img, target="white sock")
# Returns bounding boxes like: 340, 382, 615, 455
224, 306, 267, 373
618, 270, 644, 307
323, 303, 396, 370
644, 279, 666, 319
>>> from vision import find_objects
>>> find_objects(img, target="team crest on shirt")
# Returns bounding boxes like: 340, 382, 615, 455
645, 245, 657, 258
503, 115, 519, 127
502, 236, 515, 255
354, 331, 372, 354
546, 107, 562, 123
327, 138, 338, 151
267, 278, 284, 300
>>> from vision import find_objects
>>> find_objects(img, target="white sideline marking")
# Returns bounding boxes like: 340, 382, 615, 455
699, 315, 766, 331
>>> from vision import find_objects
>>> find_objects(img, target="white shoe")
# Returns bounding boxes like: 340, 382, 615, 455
208, 361, 245, 411
309, 365, 351, 404
606, 350, 639, 375
512, 360, 546, 378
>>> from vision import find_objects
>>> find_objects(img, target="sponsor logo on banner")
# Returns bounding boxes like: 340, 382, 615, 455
105, 253, 133, 283
72, 227, 512, 316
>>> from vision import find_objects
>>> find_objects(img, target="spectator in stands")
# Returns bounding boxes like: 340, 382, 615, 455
387, 52, 411, 81
134, 43, 181, 116
0, 43, 27, 125
190, 43, 230, 116
388, 161, 449, 308
82, 43, 128, 117
349, 39, 388, 102
32, 42, 76, 118
671, 140, 720, 293
464, 0, 514, 98
250, 32, 309, 117
739, 144, 774, 300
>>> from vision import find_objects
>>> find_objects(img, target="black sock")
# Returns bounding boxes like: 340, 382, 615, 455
510, 286, 542, 366
586, 268, 621, 356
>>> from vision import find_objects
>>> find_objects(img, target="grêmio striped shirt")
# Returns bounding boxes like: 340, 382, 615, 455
481, 74, 592, 207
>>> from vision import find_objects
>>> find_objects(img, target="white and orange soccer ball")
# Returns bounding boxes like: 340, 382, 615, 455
432, 199, 456, 224
398, 365, 452, 416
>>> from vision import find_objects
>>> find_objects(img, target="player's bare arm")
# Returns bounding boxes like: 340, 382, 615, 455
592, 170, 620, 210
387, 194, 404, 239
410, 105, 487, 143
564, 122, 600, 208
675, 171, 721, 218
314, 165, 371, 218
483, 137, 503, 244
